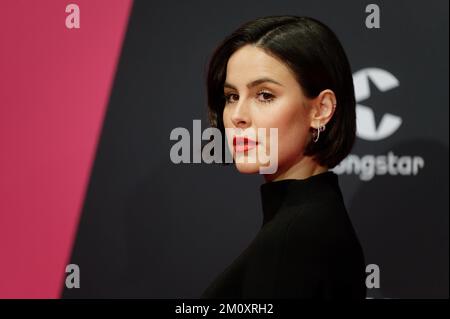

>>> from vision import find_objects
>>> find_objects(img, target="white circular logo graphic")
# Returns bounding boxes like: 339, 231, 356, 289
353, 68, 402, 141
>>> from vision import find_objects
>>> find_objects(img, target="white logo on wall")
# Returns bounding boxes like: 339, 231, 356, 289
333, 67, 425, 181
354, 68, 401, 141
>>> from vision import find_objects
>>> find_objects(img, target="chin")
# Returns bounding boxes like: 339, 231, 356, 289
234, 161, 262, 174
233, 151, 281, 175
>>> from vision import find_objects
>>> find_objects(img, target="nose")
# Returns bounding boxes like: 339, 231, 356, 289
230, 99, 251, 128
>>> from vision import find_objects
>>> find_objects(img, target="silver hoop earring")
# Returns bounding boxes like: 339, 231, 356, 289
313, 124, 326, 143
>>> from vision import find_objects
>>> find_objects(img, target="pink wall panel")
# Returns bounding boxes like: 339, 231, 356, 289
0, 0, 133, 298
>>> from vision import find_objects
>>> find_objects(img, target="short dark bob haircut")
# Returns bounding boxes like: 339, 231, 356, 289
206, 15, 356, 169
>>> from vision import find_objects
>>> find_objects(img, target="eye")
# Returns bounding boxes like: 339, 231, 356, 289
224, 93, 239, 104
257, 90, 275, 103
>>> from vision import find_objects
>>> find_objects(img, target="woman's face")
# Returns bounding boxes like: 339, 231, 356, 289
223, 44, 315, 178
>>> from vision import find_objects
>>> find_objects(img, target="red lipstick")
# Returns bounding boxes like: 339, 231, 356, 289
233, 136, 258, 153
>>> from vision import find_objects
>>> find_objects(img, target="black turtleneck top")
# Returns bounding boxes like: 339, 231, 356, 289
201, 171, 366, 299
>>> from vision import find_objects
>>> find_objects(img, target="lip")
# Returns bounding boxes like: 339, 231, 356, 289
233, 136, 258, 153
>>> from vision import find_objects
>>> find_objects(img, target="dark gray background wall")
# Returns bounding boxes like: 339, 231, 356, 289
63, 0, 449, 298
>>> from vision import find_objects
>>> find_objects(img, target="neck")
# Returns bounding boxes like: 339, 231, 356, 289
263, 155, 328, 182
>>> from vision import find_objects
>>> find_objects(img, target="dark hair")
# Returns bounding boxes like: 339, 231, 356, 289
206, 15, 356, 169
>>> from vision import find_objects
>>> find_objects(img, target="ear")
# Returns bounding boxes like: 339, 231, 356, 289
309, 89, 337, 129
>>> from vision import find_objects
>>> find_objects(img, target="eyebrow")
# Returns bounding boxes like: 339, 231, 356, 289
224, 77, 284, 90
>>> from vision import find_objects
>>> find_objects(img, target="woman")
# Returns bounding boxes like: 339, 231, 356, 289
201, 15, 366, 299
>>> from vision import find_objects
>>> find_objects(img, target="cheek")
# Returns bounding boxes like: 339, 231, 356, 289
222, 107, 238, 156
222, 107, 230, 127
279, 112, 309, 144
259, 102, 310, 160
